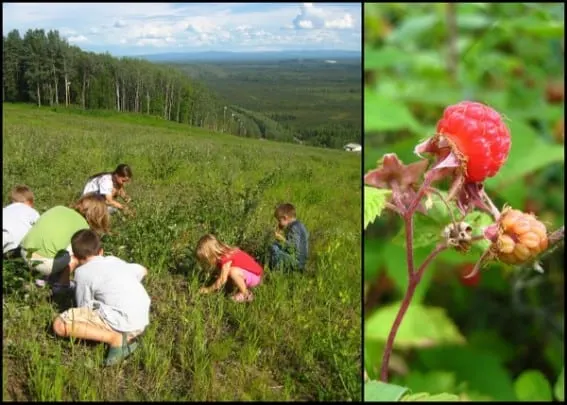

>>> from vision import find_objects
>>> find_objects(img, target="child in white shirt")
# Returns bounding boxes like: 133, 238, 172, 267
82, 164, 133, 215
52, 229, 151, 366
3, 185, 40, 255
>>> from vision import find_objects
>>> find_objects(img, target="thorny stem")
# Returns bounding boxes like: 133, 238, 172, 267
480, 187, 501, 220
379, 168, 446, 382
379, 243, 448, 382
404, 215, 415, 277
378, 162, 564, 382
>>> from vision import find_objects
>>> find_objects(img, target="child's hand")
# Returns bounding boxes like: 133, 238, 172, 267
274, 231, 285, 241
199, 287, 210, 294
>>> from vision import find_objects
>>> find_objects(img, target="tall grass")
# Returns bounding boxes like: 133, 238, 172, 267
2, 103, 361, 401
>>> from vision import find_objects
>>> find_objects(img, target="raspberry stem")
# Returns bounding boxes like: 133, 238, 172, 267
379, 242, 448, 382
480, 187, 501, 220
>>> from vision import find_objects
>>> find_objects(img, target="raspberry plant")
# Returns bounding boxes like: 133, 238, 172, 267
364, 101, 565, 384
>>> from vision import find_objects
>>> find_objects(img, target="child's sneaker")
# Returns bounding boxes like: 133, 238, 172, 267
231, 291, 254, 302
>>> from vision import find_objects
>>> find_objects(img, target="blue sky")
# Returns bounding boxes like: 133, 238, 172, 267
2, 3, 361, 56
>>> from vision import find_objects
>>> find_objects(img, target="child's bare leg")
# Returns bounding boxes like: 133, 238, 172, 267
53, 317, 126, 347
228, 267, 248, 295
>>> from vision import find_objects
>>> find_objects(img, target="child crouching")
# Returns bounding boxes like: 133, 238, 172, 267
196, 234, 263, 302
52, 229, 151, 366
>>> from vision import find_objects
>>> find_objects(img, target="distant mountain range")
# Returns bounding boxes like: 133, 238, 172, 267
134, 50, 361, 62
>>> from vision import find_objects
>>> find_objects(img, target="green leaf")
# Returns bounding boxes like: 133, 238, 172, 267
514, 370, 553, 401
365, 187, 392, 229
403, 370, 457, 395
555, 367, 564, 401
364, 380, 408, 402
364, 339, 385, 381
365, 46, 414, 70
400, 392, 460, 401
485, 120, 564, 191
387, 14, 440, 45
467, 330, 516, 364
365, 91, 423, 134
382, 243, 432, 303
365, 302, 465, 349
416, 346, 517, 400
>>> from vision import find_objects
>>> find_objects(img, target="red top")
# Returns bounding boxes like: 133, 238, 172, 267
218, 249, 263, 276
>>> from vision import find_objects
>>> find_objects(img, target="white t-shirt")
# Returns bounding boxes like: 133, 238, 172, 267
83, 174, 114, 196
2, 202, 40, 253
74, 255, 151, 332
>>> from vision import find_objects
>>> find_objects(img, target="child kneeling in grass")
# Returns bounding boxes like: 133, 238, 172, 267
270, 203, 309, 272
196, 234, 263, 302
52, 229, 151, 366
2, 184, 40, 256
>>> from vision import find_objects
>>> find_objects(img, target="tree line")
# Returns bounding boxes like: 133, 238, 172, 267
2, 28, 358, 148
2, 28, 244, 134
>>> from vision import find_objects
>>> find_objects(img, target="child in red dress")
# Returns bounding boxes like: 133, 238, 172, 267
196, 234, 263, 302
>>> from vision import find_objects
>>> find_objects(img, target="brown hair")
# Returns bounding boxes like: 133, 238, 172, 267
71, 229, 102, 260
9, 184, 34, 204
72, 193, 110, 235
195, 234, 235, 268
275, 203, 296, 219
88, 164, 133, 184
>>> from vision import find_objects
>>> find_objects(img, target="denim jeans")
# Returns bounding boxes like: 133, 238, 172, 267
269, 243, 301, 272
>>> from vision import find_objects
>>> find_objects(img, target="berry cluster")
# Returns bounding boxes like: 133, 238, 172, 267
489, 207, 549, 265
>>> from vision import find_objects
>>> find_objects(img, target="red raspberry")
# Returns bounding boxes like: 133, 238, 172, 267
436, 101, 511, 182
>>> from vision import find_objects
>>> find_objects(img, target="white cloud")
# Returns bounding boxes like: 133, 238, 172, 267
325, 13, 354, 29
298, 20, 314, 30
68, 35, 88, 43
292, 3, 356, 31
2, 3, 360, 54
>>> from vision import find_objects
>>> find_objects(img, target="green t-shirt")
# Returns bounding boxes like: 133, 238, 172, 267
21, 206, 89, 258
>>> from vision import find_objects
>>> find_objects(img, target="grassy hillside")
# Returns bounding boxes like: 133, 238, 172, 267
2, 103, 361, 401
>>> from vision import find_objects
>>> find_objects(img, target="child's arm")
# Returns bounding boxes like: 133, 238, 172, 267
117, 187, 132, 203
200, 261, 232, 293
105, 193, 125, 210
128, 263, 147, 282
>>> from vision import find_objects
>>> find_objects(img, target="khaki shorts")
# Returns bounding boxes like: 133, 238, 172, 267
59, 307, 144, 340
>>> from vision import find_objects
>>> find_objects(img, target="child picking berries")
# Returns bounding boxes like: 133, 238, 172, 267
2, 185, 40, 256
270, 203, 309, 272
82, 164, 133, 215
52, 229, 150, 366
196, 234, 263, 302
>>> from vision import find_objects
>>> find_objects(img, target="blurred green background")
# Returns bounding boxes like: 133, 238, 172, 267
364, 3, 564, 401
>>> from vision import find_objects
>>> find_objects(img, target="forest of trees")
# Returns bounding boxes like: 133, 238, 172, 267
2, 28, 359, 148
2, 28, 258, 137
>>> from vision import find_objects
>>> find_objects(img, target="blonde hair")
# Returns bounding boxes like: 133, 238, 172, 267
72, 193, 110, 235
195, 234, 235, 268
10, 184, 34, 204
